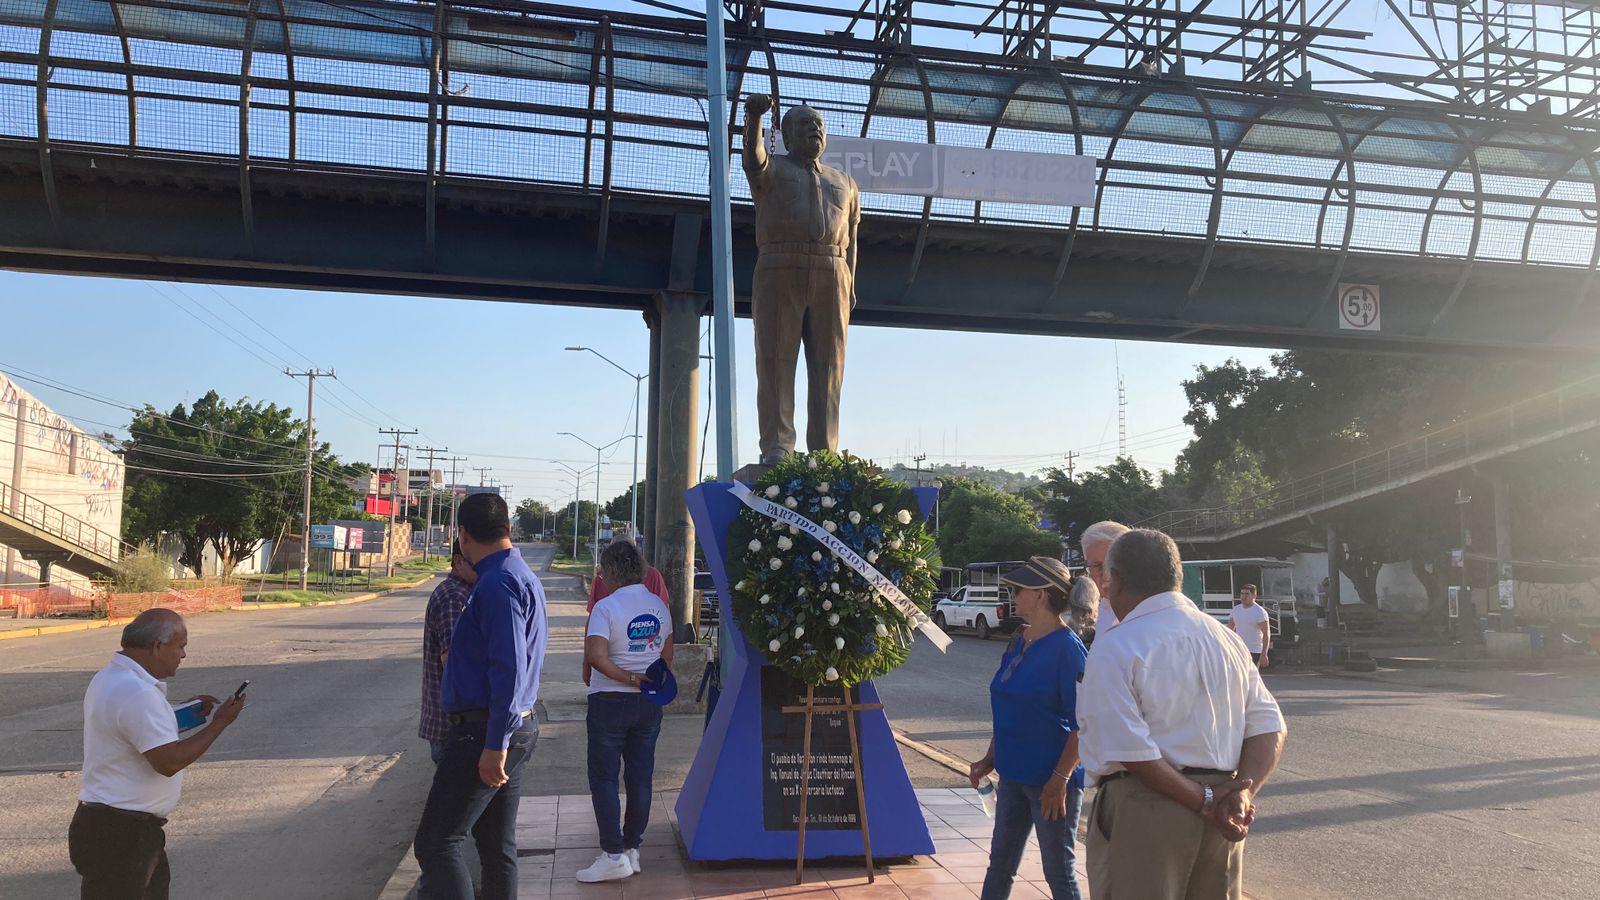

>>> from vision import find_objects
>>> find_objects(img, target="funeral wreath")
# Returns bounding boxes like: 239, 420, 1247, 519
726, 450, 939, 687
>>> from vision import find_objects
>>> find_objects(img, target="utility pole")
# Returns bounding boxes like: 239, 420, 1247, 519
446, 456, 465, 547
379, 427, 417, 576
565, 347, 645, 542
912, 452, 926, 486
417, 446, 446, 560
705, 0, 739, 479
1064, 450, 1078, 481
474, 466, 492, 487
286, 369, 335, 591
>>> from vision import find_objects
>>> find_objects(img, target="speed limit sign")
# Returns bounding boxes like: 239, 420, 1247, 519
1337, 283, 1381, 331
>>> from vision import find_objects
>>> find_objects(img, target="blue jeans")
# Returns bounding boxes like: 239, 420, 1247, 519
586, 692, 664, 855
413, 720, 538, 900
430, 738, 448, 765
981, 777, 1084, 900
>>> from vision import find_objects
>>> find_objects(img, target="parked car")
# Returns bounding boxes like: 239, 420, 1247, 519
694, 570, 719, 640
933, 584, 1020, 640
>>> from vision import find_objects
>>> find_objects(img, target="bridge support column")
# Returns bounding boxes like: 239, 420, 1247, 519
652, 290, 704, 642
1325, 523, 1342, 631
1491, 471, 1513, 627
642, 306, 662, 565
5, 394, 25, 587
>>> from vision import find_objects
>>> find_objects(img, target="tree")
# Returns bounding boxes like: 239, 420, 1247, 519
121, 391, 360, 577
935, 478, 1059, 567
603, 482, 645, 527
515, 498, 553, 539
553, 499, 601, 551
1040, 457, 1163, 548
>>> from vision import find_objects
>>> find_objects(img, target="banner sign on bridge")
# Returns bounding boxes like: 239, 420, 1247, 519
777, 135, 1098, 207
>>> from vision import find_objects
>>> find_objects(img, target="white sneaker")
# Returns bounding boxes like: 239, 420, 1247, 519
576, 852, 634, 883
625, 848, 641, 874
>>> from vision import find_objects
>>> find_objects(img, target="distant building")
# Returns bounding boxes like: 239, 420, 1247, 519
1, 371, 126, 592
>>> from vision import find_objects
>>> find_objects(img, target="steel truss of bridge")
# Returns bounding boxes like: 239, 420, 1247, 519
2, 0, 1600, 354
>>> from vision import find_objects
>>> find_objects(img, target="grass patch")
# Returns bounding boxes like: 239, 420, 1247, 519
400, 556, 451, 572
246, 590, 338, 605
372, 573, 434, 589
548, 550, 594, 578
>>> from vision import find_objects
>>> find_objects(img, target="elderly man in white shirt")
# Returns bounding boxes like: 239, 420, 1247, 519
1078, 529, 1287, 900
1079, 520, 1129, 633
70, 608, 246, 899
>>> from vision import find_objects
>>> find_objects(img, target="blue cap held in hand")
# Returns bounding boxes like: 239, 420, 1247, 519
640, 658, 677, 707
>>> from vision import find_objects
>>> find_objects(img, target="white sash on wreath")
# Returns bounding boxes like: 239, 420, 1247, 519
729, 481, 953, 652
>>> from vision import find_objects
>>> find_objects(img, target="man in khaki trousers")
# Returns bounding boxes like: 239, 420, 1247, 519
1079, 530, 1288, 899
742, 95, 861, 466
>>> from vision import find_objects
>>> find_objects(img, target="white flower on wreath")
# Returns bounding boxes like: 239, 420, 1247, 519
913, 558, 926, 569
888, 538, 903, 550
821, 496, 836, 509
769, 558, 783, 570
748, 539, 762, 552
765, 485, 780, 498
797, 586, 807, 597
777, 536, 793, 551
822, 599, 833, 611
769, 639, 782, 652
817, 482, 830, 494
784, 497, 798, 509
793, 625, 805, 639
875, 622, 889, 637
772, 520, 786, 531
834, 635, 845, 649
896, 509, 913, 524
866, 550, 879, 563
831, 582, 841, 594
735, 580, 748, 591
848, 511, 862, 525
759, 594, 771, 605
871, 503, 884, 514
811, 551, 823, 563
823, 520, 837, 533
829, 614, 840, 627
789, 525, 800, 535
825, 667, 839, 682
809, 457, 819, 470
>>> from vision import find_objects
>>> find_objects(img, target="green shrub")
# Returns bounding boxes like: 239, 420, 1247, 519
111, 545, 173, 593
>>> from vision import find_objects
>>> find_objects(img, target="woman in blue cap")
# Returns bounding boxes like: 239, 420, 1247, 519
577, 540, 674, 884
968, 556, 1097, 900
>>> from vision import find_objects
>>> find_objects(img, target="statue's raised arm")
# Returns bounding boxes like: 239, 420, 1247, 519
743, 94, 773, 176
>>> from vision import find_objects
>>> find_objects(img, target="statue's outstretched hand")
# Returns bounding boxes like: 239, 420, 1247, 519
746, 94, 774, 118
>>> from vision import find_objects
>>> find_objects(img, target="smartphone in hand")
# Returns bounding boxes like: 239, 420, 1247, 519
232, 680, 250, 700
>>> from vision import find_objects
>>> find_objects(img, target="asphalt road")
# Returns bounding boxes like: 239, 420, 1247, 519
0, 544, 557, 900
877, 627, 1600, 900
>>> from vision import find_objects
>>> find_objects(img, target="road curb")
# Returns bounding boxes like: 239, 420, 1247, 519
892, 727, 972, 775
0, 577, 437, 640
0, 616, 132, 641
234, 576, 436, 611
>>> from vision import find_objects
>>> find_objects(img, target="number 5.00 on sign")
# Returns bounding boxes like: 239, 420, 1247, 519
1338, 283, 1380, 331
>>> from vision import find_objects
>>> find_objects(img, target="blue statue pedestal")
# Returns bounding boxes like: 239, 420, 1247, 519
673, 483, 935, 862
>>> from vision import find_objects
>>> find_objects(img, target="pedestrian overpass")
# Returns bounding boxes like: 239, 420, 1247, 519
0, 481, 125, 579
4, 0, 1599, 610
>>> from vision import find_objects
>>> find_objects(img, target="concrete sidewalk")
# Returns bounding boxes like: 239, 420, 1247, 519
379, 573, 1021, 899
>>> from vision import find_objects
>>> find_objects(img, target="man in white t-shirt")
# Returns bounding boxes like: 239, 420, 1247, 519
578, 540, 675, 884
71, 608, 246, 899
1081, 520, 1130, 636
1229, 583, 1272, 668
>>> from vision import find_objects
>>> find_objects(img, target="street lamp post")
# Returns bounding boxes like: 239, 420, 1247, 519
559, 431, 637, 561
566, 347, 645, 543
556, 461, 596, 559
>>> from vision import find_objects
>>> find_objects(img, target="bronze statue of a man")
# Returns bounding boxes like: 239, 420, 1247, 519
743, 95, 861, 466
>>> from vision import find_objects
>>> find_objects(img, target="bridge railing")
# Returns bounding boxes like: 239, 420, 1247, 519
0, 481, 127, 563
1141, 374, 1600, 539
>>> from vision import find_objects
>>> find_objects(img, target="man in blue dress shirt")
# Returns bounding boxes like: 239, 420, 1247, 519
413, 492, 548, 899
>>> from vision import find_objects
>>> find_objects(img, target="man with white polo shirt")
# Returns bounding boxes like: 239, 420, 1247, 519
1079, 520, 1129, 633
70, 608, 246, 899
1079, 530, 1286, 900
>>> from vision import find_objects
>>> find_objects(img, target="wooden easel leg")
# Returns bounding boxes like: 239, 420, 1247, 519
796, 685, 815, 886
843, 685, 875, 884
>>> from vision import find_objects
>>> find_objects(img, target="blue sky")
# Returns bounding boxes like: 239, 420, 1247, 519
1, 270, 1273, 512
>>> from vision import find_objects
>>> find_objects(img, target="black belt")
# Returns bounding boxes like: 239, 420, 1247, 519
76, 801, 166, 826
446, 708, 532, 726
1095, 766, 1233, 788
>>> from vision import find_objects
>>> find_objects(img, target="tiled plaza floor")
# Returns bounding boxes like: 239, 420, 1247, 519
382, 788, 1089, 899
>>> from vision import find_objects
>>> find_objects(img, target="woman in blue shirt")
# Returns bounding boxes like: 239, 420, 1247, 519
969, 556, 1098, 900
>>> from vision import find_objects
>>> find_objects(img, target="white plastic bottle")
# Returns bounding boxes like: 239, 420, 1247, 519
975, 776, 998, 817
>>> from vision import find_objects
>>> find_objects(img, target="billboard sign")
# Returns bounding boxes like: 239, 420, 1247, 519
310, 525, 337, 549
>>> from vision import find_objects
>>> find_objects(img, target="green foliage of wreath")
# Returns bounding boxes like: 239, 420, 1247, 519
726, 450, 939, 687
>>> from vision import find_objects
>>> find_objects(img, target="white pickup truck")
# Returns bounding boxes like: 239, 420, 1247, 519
932, 585, 1019, 641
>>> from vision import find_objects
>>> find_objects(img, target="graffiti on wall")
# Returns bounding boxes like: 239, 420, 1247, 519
1515, 580, 1600, 621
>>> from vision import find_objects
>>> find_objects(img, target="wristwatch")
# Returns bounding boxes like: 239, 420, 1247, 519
1199, 784, 1215, 816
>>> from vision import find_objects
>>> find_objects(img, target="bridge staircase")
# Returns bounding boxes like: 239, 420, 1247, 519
1, 482, 127, 580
